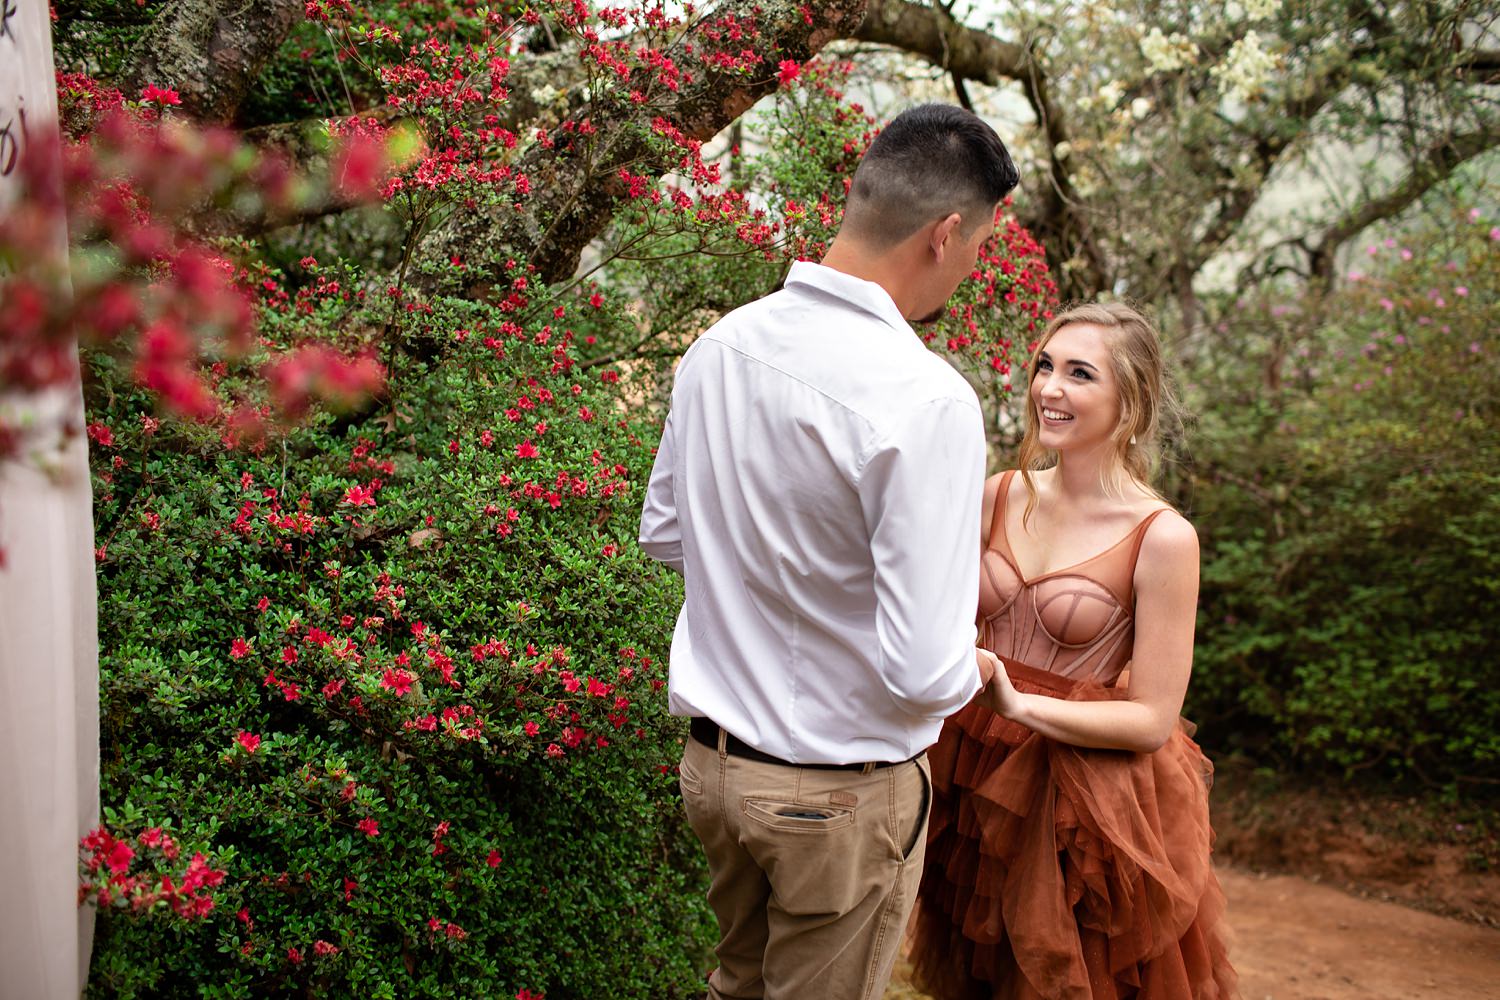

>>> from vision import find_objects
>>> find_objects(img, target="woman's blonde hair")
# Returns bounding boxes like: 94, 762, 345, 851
1017, 301, 1182, 521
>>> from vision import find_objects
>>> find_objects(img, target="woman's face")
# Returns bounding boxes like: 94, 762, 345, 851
1029, 322, 1122, 454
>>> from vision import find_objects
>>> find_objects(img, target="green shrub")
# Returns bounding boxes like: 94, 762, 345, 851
85, 287, 712, 998
1186, 209, 1500, 786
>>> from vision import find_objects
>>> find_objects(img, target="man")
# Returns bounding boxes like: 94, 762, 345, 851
639, 103, 1018, 1000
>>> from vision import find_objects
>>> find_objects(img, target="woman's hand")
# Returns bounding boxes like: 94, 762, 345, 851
981, 654, 1027, 721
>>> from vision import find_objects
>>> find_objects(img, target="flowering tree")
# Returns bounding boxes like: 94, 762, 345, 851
849, 0, 1499, 327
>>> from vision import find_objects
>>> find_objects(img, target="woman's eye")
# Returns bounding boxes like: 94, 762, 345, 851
1036, 359, 1052, 372
1071, 368, 1092, 380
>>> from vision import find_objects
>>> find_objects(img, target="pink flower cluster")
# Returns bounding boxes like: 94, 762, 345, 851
79, 826, 226, 919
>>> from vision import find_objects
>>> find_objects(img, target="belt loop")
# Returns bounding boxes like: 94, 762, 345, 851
716, 726, 728, 760
861, 761, 876, 776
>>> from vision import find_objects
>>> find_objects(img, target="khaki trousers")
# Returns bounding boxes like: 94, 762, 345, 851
678, 733, 931, 1000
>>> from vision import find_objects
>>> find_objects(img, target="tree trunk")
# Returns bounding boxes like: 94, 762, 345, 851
121, 0, 304, 123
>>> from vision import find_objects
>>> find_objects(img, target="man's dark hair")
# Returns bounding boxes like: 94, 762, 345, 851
841, 103, 1019, 248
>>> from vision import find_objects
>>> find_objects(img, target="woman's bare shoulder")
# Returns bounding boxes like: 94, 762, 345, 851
1136, 507, 1199, 572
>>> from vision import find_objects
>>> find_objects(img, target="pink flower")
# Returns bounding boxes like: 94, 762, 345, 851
516, 440, 539, 459
523, 721, 540, 737
140, 85, 181, 106
236, 731, 261, 754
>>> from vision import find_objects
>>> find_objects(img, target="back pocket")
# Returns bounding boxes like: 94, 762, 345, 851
742, 797, 855, 832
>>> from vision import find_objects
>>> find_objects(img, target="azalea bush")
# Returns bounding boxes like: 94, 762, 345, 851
84, 280, 716, 998
1185, 206, 1500, 787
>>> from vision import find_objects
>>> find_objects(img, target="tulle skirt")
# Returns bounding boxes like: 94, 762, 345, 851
909, 661, 1237, 1000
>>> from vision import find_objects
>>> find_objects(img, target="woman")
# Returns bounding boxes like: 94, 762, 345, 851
909, 303, 1237, 999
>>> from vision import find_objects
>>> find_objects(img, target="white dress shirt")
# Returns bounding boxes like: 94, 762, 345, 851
639, 261, 986, 764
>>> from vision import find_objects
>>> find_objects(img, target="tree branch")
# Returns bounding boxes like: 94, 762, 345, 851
1308, 128, 1497, 286
852, 0, 1026, 83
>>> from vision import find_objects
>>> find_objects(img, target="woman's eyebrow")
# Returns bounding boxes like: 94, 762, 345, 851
1041, 351, 1100, 372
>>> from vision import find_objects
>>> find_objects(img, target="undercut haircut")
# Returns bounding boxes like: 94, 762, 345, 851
841, 103, 1019, 248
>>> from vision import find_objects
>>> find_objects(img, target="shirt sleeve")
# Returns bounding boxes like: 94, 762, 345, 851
858, 393, 986, 720
638, 407, 684, 573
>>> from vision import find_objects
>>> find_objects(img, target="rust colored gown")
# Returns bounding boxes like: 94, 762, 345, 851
909, 471, 1237, 1000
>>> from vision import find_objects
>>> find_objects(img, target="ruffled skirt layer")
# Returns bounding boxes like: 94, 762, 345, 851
909, 662, 1236, 1000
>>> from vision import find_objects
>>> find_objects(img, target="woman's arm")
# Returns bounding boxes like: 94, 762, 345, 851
982, 511, 1200, 752
979, 472, 1006, 551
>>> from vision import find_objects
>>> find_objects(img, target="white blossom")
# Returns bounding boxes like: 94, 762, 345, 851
1097, 79, 1126, 107
1211, 31, 1280, 103
1140, 27, 1198, 74
1245, 0, 1281, 19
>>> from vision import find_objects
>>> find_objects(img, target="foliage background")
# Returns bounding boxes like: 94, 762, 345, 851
11, 0, 1500, 995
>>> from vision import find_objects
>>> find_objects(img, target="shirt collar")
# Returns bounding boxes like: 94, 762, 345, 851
784, 260, 913, 336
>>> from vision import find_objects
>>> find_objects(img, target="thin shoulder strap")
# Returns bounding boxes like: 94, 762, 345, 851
988, 470, 1019, 551
1125, 508, 1171, 574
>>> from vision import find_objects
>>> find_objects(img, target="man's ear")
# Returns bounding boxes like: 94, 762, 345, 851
929, 212, 963, 263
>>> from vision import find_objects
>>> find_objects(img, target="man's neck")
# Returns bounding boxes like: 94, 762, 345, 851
821, 236, 923, 320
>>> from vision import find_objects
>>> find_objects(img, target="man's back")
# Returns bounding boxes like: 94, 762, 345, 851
640, 261, 986, 764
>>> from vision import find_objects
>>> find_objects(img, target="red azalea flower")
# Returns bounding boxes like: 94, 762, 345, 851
515, 439, 539, 459
229, 638, 252, 659
105, 839, 135, 874
140, 84, 181, 106
380, 668, 414, 696
342, 484, 376, 507
357, 818, 379, 837
777, 59, 801, 85
236, 731, 261, 754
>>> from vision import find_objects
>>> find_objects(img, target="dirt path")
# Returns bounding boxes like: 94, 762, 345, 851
1219, 868, 1500, 999
886, 866, 1500, 1000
